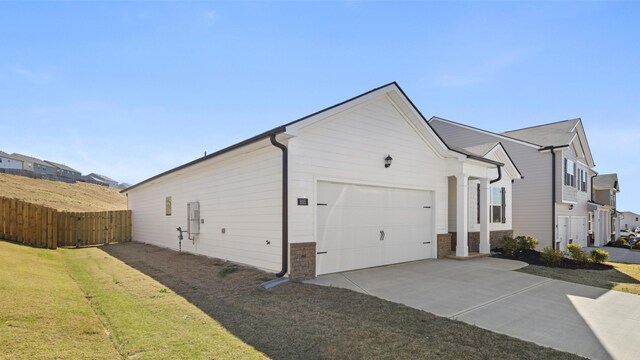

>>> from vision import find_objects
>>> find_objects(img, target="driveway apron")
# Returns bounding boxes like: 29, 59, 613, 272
306, 257, 640, 360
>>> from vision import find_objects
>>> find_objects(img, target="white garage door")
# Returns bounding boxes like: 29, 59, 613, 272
316, 182, 434, 275
570, 216, 588, 248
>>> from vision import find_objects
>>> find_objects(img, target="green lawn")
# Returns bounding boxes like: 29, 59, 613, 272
0, 242, 120, 359
0, 241, 265, 359
517, 262, 640, 295
1, 240, 585, 359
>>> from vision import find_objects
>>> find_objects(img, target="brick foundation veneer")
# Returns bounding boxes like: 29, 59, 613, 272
450, 230, 513, 252
289, 242, 316, 281
437, 233, 452, 259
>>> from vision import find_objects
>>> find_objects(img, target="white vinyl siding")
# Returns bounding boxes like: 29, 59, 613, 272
430, 119, 553, 248
289, 96, 448, 248
127, 141, 283, 272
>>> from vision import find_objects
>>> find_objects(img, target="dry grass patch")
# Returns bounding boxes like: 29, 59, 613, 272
0, 173, 126, 211
517, 262, 640, 295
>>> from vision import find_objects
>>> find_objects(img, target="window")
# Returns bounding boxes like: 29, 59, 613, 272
165, 196, 172, 216
490, 187, 506, 223
579, 169, 587, 192
564, 158, 576, 186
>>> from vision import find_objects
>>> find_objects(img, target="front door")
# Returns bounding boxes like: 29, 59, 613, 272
557, 216, 569, 251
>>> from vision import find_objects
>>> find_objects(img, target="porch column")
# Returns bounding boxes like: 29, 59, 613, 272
456, 175, 469, 257
615, 213, 621, 240
479, 178, 490, 254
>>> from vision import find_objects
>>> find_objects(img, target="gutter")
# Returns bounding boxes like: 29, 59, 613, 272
270, 134, 288, 278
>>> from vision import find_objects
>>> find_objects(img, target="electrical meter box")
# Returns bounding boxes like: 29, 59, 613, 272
187, 202, 200, 235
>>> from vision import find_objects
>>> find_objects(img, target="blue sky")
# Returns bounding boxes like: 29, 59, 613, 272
1, 1, 638, 211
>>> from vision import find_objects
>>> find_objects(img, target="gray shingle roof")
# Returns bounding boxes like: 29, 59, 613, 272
463, 142, 499, 157
501, 119, 580, 147
593, 173, 619, 191
10, 153, 51, 168
44, 160, 80, 173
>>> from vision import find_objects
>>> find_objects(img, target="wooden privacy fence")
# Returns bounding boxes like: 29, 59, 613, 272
0, 196, 131, 249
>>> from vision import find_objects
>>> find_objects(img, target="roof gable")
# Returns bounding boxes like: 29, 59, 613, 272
502, 119, 595, 167
502, 119, 579, 147
285, 83, 453, 159
593, 173, 619, 191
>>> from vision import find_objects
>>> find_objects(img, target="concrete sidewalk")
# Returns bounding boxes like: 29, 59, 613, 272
306, 257, 640, 360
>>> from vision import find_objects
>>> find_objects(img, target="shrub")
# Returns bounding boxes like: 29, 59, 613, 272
566, 244, 590, 264
499, 236, 518, 257
612, 238, 627, 246
633, 242, 640, 250
541, 247, 564, 266
515, 235, 538, 251
590, 249, 609, 263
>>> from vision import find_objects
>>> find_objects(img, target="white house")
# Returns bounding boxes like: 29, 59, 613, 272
430, 117, 608, 250
591, 173, 620, 241
0, 151, 23, 170
123, 83, 520, 280
620, 211, 640, 231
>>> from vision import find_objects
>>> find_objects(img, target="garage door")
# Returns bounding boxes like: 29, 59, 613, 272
570, 216, 587, 248
316, 182, 434, 275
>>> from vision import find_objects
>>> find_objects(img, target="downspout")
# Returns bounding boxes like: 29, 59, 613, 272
551, 149, 556, 250
490, 165, 502, 184
270, 134, 288, 278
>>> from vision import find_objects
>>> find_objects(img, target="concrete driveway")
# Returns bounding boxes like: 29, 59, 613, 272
588, 246, 640, 264
306, 258, 640, 360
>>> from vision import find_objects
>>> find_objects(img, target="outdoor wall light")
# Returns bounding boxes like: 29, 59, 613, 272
569, 204, 574, 210
384, 155, 393, 168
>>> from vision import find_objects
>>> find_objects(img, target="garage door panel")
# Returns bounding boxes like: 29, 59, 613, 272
317, 182, 434, 275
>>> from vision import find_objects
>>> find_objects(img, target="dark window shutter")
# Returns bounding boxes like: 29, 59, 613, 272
564, 158, 568, 185
501, 187, 506, 223
477, 183, 480, 224
573, 162, 577, 187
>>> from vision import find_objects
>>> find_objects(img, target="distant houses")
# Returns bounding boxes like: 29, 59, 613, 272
81, 173, 120, 188
9, 153, 57, 176
0, 151, 23, 170
0, 150, 123, 188
44, 160, 82, 181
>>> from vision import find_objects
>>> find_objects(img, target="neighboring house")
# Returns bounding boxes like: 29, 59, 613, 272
82, 173, 119, 188
10, 153, 57, 176
44, 160, 82, 180
430, 117, 603, 250
591, 173, 620, 241
620, 211, 640, 231
0, 151, 24, 170
123, 82, 519, 280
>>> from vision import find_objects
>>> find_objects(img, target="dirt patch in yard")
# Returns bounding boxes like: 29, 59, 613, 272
102, 242, 583, 360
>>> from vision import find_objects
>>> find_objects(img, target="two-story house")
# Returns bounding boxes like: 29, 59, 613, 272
591, 173, 621, 243
0, 151, 24, 170
430, 117, 601, 250
10, 153, 57, 176
619, 211, 640, 231
44, 160, 82, 181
